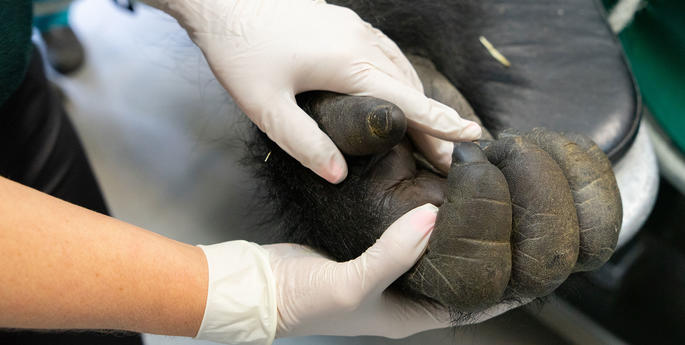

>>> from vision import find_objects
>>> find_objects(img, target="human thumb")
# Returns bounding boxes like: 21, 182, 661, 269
345, 203, 438, 294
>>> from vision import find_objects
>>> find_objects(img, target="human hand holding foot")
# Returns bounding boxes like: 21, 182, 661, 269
142, 0, 482, 183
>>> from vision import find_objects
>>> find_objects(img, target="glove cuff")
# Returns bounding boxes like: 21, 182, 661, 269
195, 241, 277, 345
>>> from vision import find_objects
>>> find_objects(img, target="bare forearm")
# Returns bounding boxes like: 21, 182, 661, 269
0, 177, 207, 336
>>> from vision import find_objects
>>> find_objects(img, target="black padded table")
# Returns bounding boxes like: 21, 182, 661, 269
333, 0, 641, 161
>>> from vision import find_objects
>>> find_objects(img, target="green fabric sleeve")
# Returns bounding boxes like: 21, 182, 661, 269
0, 0, 33, 106
618, 0, 685, 154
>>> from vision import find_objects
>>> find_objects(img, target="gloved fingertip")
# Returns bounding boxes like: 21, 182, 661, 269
433, 140, 454, 173
460, 122, 482, 140
408, 204, 439, 236
318, 154, 348, 184
359, 203, 438, 290
382, 203, 437, 263
386, 204, 437, 245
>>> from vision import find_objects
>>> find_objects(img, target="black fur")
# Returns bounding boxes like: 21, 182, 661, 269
245, 127, 389, 260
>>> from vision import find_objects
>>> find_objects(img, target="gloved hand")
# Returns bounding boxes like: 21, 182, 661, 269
266, 203, 449, 338
196, 204, 518, 345
143, 0, 482, 183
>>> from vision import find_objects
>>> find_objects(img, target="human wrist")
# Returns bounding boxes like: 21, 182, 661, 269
195, 240, 277, 345
144, 242, 209, 337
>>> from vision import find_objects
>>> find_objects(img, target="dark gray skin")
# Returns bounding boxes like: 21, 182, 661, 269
411, 58, 620, 284
401, 142, 512, 311
515, 129, 623, 271
290, 57, 622, 311
296, 91, 407, 156
482, 136, 580, 298
562, 132, 623, 271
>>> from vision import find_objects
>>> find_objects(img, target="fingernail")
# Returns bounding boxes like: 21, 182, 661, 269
461, 122, 482, 140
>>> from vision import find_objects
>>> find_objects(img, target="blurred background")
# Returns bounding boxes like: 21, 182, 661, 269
34, 0, 684, 344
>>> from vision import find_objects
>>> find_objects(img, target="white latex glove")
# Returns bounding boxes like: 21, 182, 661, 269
196, 204, 521, 344
144, 0, 482, 183
266, 203, 449, 338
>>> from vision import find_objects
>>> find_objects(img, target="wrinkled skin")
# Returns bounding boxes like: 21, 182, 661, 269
250, 56, 623, 314
296, 91, 408, 156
